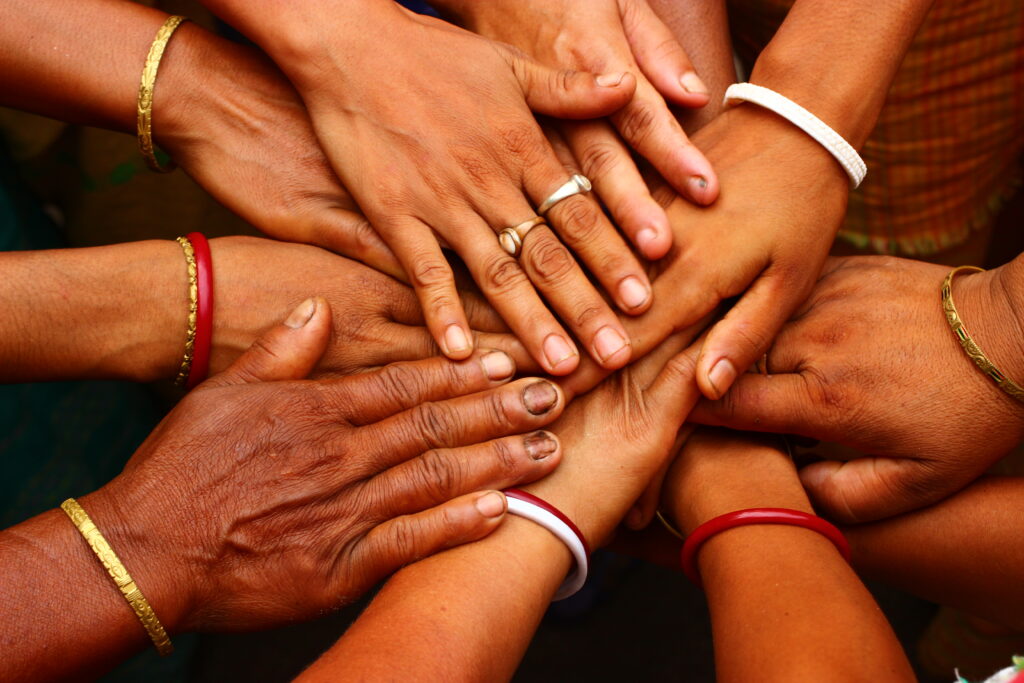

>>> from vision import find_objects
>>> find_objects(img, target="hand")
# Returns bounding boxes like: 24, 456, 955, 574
227, 1, 654, 375
208, 237, 536, 377
445, 0, 718, 258
625, 104, 849, 399
84, 298, 569, 632
690, 256, 1024, 522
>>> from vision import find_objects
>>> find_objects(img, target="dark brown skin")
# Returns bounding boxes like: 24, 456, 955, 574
0, 301, 568, 681
690, 255, 1024, 522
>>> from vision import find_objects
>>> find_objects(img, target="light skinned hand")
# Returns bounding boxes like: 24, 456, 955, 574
690, 256, 1024, 522
83, 298, 569, 632
442, 0, 718, 259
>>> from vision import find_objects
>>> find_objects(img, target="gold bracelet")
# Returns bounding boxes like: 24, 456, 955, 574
942, 265, 1024, 404
137, 15, 188, 173
174, 236, 198, 386
60, 499, 174, 656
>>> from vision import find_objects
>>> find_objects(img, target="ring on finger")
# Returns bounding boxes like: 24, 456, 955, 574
499, 216, 546, 257
537, 174, 592, 215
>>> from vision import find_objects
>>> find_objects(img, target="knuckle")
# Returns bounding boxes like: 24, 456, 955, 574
572, 304, 605, 330
409, 258, 452, 291
554, 196, 603, 243
615, 102, 658, 147
386, 516, 420, 561
409, 401, 459, 450
499, 123, 545, 161
489, 437, 521, 478
552, 68, 578, 95
525, 238, 576, 285
485, 389, 518, 430
374, 362, 425, 407
415, 448, 461, 499
578, 139, 623, 179
481, 253, 529, 294
728, 322, 772, 357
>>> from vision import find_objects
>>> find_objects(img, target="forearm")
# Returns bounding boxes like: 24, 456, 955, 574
0, 241, 185, 383
846, 476, 1024, 631
750, 0, 934, 147
299, 517, 569, 681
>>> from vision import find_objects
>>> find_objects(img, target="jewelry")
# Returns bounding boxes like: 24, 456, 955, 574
504, 489, 589, 600
655, 510, 684, 541
174, 236, 198, 386
137, 15, 188, 173
61, 498, 174, 656
537, 174, 592, 215
942, 266, 1024, 403
723, 83, 867, 189
498, 216, 546, 257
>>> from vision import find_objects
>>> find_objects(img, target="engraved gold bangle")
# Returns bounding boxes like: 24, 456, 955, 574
137, 15, 188, 173
942, 265, 1024, 404
60, 498, 174, 656
174, 236, 198, 386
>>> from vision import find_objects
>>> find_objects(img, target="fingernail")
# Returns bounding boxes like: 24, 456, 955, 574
618, 275, 650, 310
524, 430, 558, 460
475, 491, 506, 518
481, 350, 514, 381
542, 334, 577, 370
444, 324, 470, 354
680, 71, 708, 95
593, 326, 629, 363
707, 358, 737, 399
284, 298, 317, 328
522, 380, 559, 415
636, 227, 659, 255
689, 175, 708, 192
596, 72, 626, 87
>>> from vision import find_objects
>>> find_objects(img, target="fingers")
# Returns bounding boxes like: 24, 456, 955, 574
642, 343, 702, 423
366, 431, 562, 520
204, 297, 331, 388
384, 216, 474, 360
348, 490, 508, 585
696, 267, 807, 400
374, 325, 538, 375
331, 351, 519, 425
687, 373, 829, 438
799, 458, 951, 524
507, 49, 636, 119
359, 377, 565, 469
561, 121, 673, 260
310, 208, 407, 282
619, 0, 709, 107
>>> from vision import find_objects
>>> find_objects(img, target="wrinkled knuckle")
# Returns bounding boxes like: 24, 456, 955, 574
578, 140, 622, 178
730, 323, 772, 357
486, 390, 518, 429
481, 253, 528, 294
386, 516, 420, 561
416, 448, 461, 499
553, 68, 578, 95
375, 362, 424, 406
616, 103, 658, 146
499, 123, 545, 161
573, 304, 604, 330
663, 353, 698, 385
555, 197, 603, 242
410, 401, 458, 450
490, 437, 521, 477
409, 258, 452, 291
526, 238, 576, 284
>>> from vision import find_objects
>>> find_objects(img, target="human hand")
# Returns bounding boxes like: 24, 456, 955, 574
84, 298, 568, 632
222, 1, 656, 375
443, 0, 718, 258
209, 237, 536, 377
690, 256, 1024, 522
624, 104, 849, 398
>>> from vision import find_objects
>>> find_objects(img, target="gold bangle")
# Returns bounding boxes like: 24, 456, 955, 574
137, 15, 188, 173
942, 265, 1024, 404
60, 499, 174, 656
655, 510, 685, 541
174, 236, 198, 386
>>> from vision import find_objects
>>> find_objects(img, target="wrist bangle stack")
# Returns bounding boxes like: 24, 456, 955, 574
504, 489, 590, 600
60, 498, 173, 656
174, 233, 214, 389
137, 15, 188, 173
942, 266, 1024, 404
723, 82, 867, 189
681, 508, 851, 588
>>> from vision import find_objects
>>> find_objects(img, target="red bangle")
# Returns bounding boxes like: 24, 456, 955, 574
504, 489, 590, 557
680, 508, 851, 588
185, 232, 214, 389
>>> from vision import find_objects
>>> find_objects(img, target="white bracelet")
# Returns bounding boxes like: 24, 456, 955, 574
723, 82, 867, 189
505, 495, 589, 600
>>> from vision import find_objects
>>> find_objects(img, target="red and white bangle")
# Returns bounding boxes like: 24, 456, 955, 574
681, 507, 851, 588
723, 82, 867, 189
504, 489, 589, 601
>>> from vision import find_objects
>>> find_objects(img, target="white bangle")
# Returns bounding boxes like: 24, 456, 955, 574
505, 494, 589, 600
723, 82, 867, 189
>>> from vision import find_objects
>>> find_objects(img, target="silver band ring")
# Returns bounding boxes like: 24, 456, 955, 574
499, 216, 546, 257
537, 174, 592, 215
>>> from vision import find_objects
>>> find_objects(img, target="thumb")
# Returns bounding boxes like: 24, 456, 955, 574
799, 457, 948, 524
507, 50, 636, 119
204, 297, 332, 388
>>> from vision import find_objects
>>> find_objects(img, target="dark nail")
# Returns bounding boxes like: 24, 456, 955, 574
522, 381, 558, 415
524, 431, 558, 460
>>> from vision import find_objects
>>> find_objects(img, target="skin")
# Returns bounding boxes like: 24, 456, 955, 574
0, 301, 569, 680
0, 237, 536, 383
201, 0, 660, 376
690, 255, 1024, 522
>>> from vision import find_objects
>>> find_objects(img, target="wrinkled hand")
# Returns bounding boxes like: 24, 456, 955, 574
446, 0, 718, 257
85, 298, 568, 631
625, 104, 849, 399
208, 237, 536, 377
690, 256, 1024, 522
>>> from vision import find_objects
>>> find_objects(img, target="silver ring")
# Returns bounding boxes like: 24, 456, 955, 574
499, 216, 546, 257
537, 174, 592, 215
